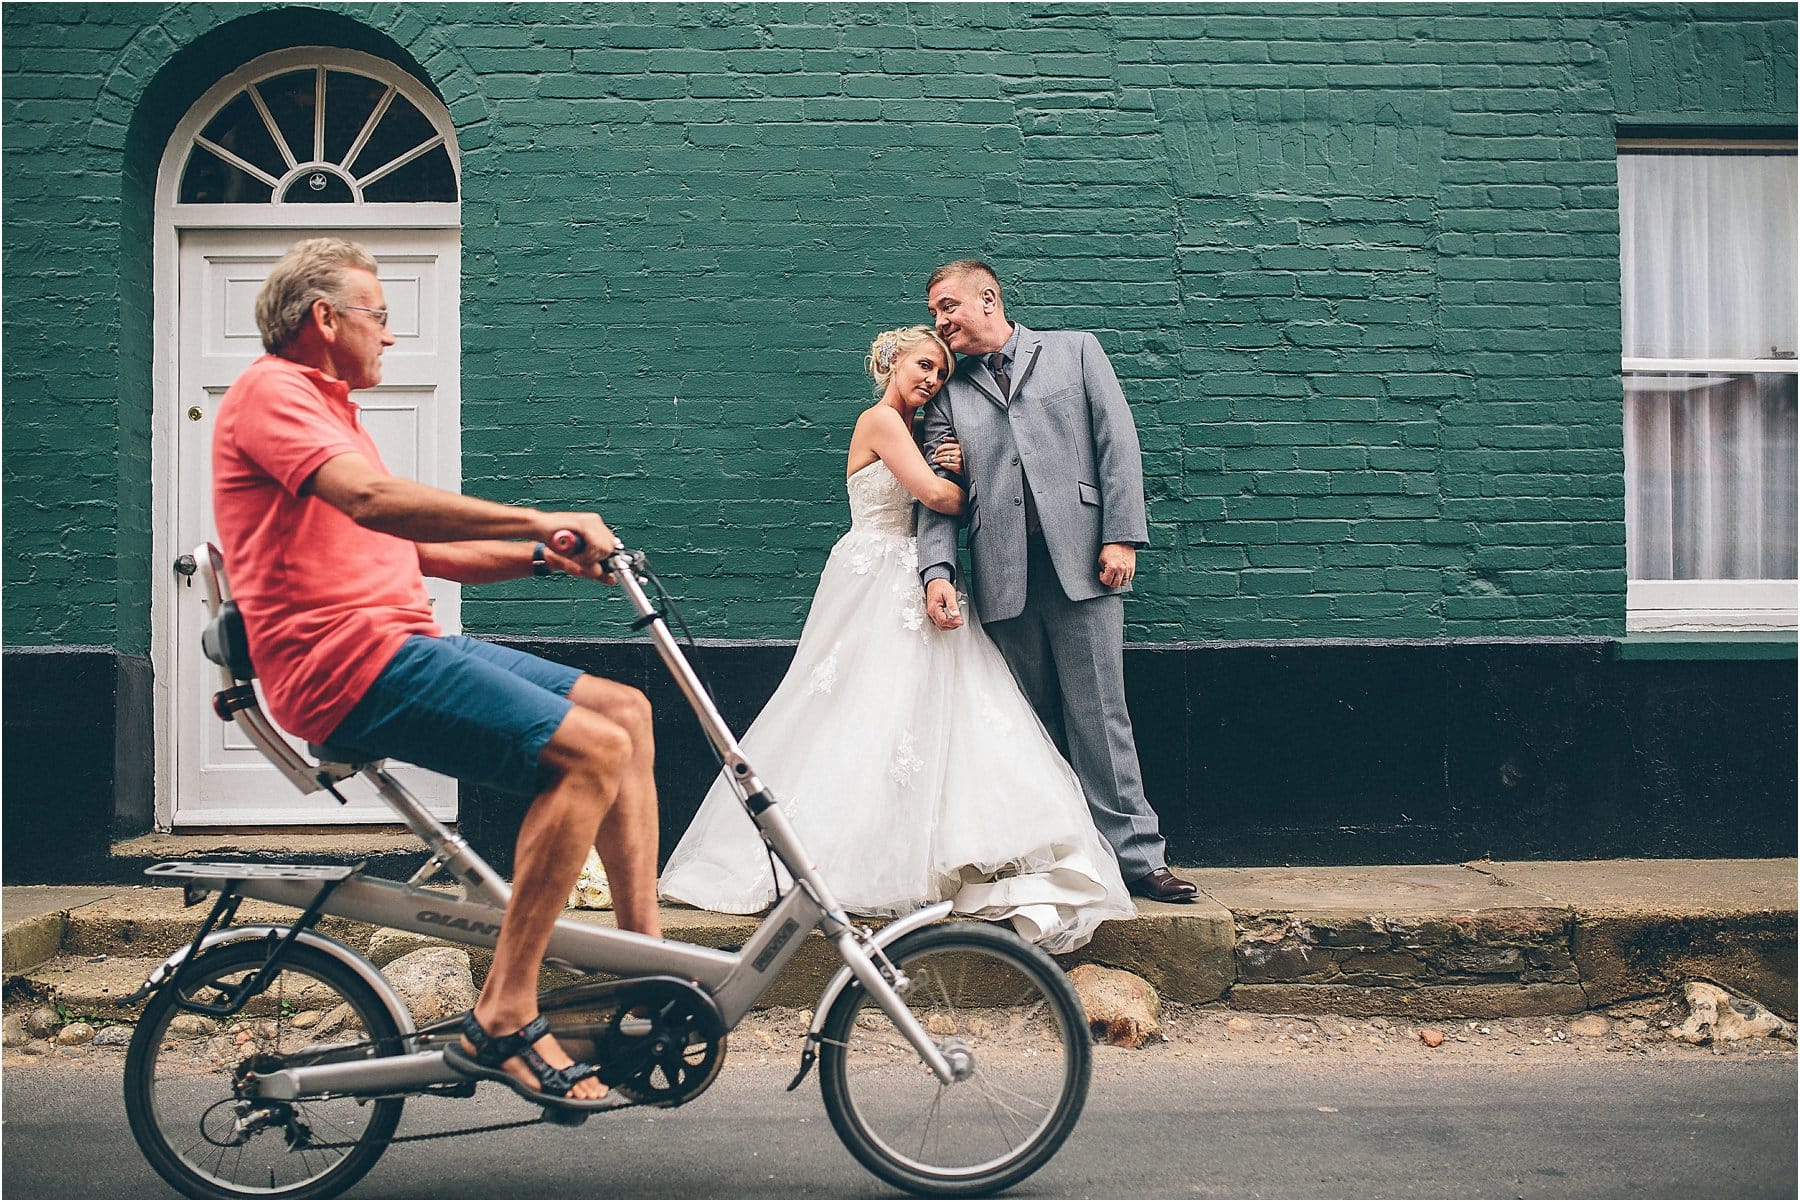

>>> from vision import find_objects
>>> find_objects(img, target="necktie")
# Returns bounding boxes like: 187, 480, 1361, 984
986, 351, 1039, 532
985, 352, 1011, 400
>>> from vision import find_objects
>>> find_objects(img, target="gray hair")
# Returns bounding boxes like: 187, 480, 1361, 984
866, 325, 953, 396
255, 237, 380, 353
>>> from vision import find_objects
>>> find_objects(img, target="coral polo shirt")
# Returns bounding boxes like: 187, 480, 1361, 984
211, 354, 441, 744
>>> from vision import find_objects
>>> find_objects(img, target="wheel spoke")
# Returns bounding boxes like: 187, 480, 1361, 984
819, 925, 1089, 1193
976, 1076, 1045, 1132
125, 943, 403, 1198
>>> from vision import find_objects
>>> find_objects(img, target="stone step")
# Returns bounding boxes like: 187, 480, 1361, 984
91, 836, 1215, 1011
7, 860, 1794, 1032
14, 955, 166, 1025
9, 885, 1232, 1015
107, 830, 430, 884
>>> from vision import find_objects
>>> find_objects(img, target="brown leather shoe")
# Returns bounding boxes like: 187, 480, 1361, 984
1127, 867, 1198, 902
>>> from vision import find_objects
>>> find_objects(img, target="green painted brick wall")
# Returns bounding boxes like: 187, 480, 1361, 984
3, 3, 1794, 653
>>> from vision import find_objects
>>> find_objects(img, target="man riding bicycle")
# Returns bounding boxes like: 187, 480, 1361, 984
211, 236, 655, 1110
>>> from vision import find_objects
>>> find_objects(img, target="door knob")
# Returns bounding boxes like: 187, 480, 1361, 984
173, 554, 197, 585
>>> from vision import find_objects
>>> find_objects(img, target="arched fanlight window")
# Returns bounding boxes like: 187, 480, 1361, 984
178, 64, 457, 204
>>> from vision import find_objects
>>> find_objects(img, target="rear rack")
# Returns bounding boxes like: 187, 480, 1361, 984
144, 860, 357, 883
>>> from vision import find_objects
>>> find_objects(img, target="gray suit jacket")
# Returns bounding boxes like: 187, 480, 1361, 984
917, 324, 1148, 623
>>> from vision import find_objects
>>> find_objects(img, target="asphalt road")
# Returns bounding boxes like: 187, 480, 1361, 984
3, 1044, 1794, 1199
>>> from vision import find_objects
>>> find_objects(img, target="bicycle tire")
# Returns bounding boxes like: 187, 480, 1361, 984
818, 922, 1091, 1196
124, 940, 405, 1199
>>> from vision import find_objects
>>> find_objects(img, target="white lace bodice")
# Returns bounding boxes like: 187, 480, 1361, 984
846, 459, 916, 537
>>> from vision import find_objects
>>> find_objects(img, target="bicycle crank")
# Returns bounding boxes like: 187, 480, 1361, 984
540, 976, 727, 1108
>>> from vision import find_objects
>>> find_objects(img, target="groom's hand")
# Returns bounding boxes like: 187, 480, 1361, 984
1098, 543, 1137, 589
926, 579, 964, 630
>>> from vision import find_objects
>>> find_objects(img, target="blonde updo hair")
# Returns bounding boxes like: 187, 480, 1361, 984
866, 325, 953, 397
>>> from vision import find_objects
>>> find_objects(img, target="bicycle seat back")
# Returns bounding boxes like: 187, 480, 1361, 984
190, 542, 370, 795
200, 599, 256, 682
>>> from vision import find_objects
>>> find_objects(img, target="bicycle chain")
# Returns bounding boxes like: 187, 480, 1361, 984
238, 1031, 635, 1151
301, 1102, 639, 1151
239, 991, 717, 1153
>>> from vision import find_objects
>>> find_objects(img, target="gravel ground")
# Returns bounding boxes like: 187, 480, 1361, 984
715, 997, 1798, 1073
8, 993, 1793, 1078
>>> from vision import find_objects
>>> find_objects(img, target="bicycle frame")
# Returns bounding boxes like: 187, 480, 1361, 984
139, 545, 960, 1104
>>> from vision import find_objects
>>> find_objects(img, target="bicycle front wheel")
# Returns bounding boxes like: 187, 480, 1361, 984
818, 922, 1091, 1196
123, 940, 406, 1199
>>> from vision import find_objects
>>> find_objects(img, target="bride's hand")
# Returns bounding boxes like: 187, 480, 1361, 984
931, 437, 964, 475
925, 579, 963, 630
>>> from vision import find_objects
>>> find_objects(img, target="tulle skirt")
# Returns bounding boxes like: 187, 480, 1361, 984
658, 524, 1134, 954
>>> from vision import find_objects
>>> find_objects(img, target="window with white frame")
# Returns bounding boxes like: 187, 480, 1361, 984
178, 63, 457, 205
1619, 138, 1798, 631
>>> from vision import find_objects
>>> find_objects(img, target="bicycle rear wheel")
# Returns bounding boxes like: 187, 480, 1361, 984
124, 941, 405, 1199
818, 923, 1090, 1196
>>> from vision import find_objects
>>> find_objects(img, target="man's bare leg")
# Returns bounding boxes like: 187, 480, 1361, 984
569, 675, 662, 939
466, 703, 633, 1102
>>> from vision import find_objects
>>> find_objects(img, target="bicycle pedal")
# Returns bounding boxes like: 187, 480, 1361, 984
541, 1105, 590, 1128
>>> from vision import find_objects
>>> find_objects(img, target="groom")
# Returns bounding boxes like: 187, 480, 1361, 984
917, 259, 1196, 903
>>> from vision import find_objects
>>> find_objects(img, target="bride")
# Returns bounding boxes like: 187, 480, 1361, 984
658, 325, 1135, 953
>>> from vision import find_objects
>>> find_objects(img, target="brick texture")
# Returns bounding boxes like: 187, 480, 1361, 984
4, 3, 1794, 649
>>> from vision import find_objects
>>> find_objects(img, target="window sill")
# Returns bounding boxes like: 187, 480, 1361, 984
1616, 631, 1797, 661
1627, 580, 1796, 635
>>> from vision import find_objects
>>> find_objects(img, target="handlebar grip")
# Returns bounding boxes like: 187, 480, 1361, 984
550, 530, 585, 555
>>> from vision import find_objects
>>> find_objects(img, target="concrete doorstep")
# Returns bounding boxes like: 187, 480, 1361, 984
3, 859, 1794, 1031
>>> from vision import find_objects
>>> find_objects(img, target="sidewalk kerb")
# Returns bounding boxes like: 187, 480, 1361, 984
5, 859, 1794, 1023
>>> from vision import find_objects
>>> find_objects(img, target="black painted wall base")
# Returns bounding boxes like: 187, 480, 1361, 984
3, 647, 153, 884
4, 640, 1794, 884
463, 637, 1798, 877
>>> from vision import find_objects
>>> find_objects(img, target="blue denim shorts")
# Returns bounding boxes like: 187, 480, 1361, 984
326, 635, 582, 797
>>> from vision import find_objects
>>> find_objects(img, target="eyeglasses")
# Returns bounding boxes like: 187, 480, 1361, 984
337, 304, 390, 328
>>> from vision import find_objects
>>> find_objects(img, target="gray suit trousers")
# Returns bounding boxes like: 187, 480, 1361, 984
982, 537, 1167, 880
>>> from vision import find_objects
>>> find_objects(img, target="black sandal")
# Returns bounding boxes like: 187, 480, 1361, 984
442, 1011, 611, 1111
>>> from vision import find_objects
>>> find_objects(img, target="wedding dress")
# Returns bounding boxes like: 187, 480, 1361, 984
658, 458, 1135, 953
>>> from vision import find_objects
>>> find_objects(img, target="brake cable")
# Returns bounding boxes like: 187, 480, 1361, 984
622, 552, 790, 903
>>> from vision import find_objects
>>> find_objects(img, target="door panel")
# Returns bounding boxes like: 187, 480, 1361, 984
171, 228, 461, 825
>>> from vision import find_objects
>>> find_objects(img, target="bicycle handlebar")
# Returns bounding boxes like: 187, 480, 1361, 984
548, 529, 633, 575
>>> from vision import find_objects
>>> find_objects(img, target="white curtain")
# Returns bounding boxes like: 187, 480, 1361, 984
1620, 152, 1798, 580
1625, 373, 1797, 578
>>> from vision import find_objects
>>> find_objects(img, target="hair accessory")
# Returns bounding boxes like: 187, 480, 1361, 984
874, 331, 901, 371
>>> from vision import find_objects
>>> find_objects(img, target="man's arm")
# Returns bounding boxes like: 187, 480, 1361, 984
308, 452, 617, 573
916, 392, 962, 586
416, 541, 521, 583
414, 540, 596, 584
1081, 332, 1149, 548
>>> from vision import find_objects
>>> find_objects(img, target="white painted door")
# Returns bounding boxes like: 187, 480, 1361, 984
169, 227, 461, 825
